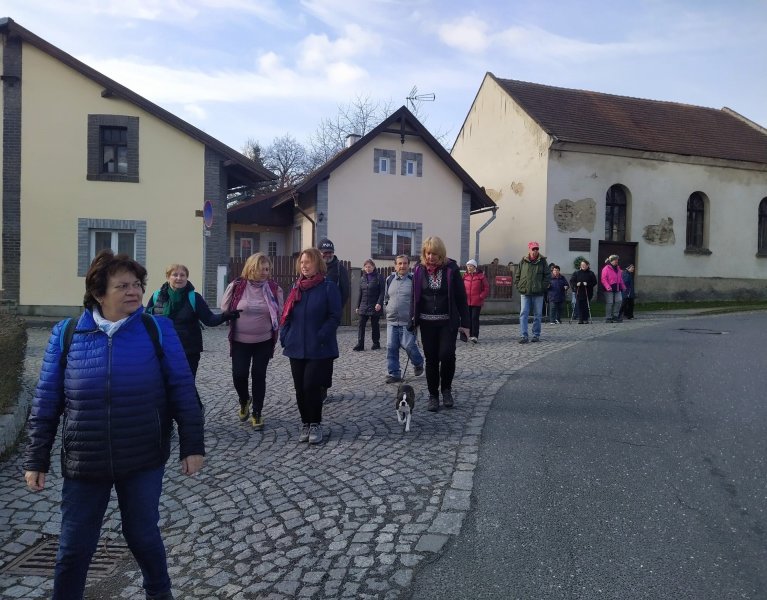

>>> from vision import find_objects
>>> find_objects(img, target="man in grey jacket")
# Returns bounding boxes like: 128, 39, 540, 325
384, 255, 424, 383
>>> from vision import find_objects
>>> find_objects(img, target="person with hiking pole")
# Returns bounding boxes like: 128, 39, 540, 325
569, 259, 597, 324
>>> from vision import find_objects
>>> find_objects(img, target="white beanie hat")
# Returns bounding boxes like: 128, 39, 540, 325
466, 259, 478, 268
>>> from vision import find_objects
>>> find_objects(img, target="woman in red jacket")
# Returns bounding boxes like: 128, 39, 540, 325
463, 259, 490, 343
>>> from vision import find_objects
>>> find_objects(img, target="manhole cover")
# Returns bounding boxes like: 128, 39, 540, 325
677, 328, 726, 335
1, 536, 130, 578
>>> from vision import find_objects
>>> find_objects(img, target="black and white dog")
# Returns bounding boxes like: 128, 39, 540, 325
395, 384, 416, 433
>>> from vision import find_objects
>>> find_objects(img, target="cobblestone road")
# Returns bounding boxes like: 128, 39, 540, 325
1, 317, 665, 599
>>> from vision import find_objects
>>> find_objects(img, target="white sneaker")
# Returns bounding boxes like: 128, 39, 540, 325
469, 337, 478, 343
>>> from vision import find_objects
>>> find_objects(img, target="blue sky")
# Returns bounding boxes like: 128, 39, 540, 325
5, 1, 766, 153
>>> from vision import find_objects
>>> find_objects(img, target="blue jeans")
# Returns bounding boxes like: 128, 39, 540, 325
519, 294, 544, 338
54, 467, 170, 600
386, 324, 424, 378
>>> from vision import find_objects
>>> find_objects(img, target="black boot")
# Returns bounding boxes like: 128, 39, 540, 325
352, 343, 364, 351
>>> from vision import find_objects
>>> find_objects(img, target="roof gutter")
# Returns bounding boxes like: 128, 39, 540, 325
473, 206, 498, 261
291, 193, 317, 247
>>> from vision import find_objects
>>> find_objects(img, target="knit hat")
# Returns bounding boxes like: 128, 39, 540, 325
528, 241, 540, 250
606, 254, 619, 263
466, 259, 478, 268
318, 238, 334, 252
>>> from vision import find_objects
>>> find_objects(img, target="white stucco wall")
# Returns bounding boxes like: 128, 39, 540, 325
19, 44, 206, 308
452, 74, 551, 265
547, 150, 767, 281
324, 132, 466, 267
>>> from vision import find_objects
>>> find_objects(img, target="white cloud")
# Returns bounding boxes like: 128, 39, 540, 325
437, 15, 490, 54
298, 24, 381, 70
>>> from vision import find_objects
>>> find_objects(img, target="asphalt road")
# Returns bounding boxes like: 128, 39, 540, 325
408, 313, 767, 600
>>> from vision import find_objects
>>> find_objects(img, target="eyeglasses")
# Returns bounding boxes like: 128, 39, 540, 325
531, 248, 539, 251
112, 282, 144, 292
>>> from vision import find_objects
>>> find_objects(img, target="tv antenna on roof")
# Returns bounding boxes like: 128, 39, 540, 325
406, 85, 435, 113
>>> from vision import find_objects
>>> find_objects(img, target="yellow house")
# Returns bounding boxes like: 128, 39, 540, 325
228, 105, 497, 270
453, 73, 767, 301
0, 18, 275, 316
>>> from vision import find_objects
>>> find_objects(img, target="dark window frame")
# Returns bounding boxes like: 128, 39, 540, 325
758, 198, 767, 257
604, 184, 627, 242
87, 115, 139, 183
685, 192, 708, 253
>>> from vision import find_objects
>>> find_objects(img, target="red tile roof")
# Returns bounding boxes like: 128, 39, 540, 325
492, 75, 767, 165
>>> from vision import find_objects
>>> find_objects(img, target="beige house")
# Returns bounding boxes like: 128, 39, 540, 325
228, 106, 496, 271
452, 73, 767, 300
0, 18, 275, 316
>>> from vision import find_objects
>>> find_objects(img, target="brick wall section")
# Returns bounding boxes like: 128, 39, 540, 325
2, 34, 22, 304
316, 179, 328, 242
203, 147, 227, 303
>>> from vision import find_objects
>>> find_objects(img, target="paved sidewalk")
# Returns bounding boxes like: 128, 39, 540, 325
0, 316, 681, 598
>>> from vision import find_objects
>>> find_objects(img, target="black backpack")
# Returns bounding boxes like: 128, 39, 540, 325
58, 313, 164, 369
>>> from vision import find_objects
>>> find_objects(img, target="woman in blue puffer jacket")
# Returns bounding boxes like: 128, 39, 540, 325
23, 249, 204, 600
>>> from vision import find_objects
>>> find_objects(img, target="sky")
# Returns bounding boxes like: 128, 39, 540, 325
3, 1, 766, 154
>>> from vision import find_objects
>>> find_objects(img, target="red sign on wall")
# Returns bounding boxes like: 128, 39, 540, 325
495, 275, 513, 286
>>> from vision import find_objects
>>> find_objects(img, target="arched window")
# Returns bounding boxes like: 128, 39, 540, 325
605, 185, 627, 242
686, 192, 705, 249
759, 198, 767, 254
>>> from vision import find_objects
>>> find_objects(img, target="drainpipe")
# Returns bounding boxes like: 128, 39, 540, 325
292, 195, 316, 247
474, 206, 498, 261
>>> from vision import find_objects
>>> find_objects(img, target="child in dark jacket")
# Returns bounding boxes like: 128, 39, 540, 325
547, 265, 569, 324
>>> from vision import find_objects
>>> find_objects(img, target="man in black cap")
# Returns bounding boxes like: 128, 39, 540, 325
318, 238, 350, 308
317, 238, 349, 403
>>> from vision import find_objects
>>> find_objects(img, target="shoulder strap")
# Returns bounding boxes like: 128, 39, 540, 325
58, 318, 76, 369
141, 313, 164, 361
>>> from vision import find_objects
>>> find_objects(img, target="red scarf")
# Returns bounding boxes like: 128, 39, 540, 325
280, 273, 325, 325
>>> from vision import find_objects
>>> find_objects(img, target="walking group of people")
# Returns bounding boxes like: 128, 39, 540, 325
21, 231, 636, 600
21, 233, 474, 599
514, 242, 636, 342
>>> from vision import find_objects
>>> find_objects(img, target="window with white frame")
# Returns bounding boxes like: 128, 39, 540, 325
90, 230, 136, 259
78, 218, 146, 276
268, 241, 278, 257
377, 228, 414, 256
292, 226, 302, 254
401, 151, 423, 177
373, 148, 396, 174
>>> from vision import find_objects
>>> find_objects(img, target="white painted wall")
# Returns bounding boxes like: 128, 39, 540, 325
547, 150, 767, 280
452, 74, 551, 265
326, 132, 466, 267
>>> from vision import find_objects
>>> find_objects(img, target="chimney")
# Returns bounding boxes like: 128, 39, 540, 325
345, 134, 361, 148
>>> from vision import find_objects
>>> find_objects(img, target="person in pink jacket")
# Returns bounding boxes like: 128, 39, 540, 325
463, 259, 490, 343
600, 254, 626, 323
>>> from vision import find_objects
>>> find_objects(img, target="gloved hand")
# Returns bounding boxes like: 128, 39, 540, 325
577, 282, 582, 286
222, 309, 241, 321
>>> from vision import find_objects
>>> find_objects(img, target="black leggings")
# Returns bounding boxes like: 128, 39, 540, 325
357, 314, 381, 345
419, 321, 457, 396
289, 357, 334, 424
231, 340, 273, 416
468, 306, 482, 338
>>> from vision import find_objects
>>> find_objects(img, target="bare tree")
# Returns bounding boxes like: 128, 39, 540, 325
262, 134, 310, 189
242, 138, 266, 166
307, 94, 394, 170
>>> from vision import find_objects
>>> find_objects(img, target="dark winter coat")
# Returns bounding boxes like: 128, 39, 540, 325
357, 271, 385, 316
146, 281, 225, 354
622, 270, 635, 299
569, 268, 598, 300
411, 259, 469, 330
280, 281, 342, 360
325, 256, 350, 307
547, 275, 570, 303
23, 308, 204, 482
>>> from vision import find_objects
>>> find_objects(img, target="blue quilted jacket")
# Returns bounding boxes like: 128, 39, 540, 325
23, 308, 205, 481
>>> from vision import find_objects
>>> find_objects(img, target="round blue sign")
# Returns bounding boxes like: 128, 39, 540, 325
203, 201, 214, 228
